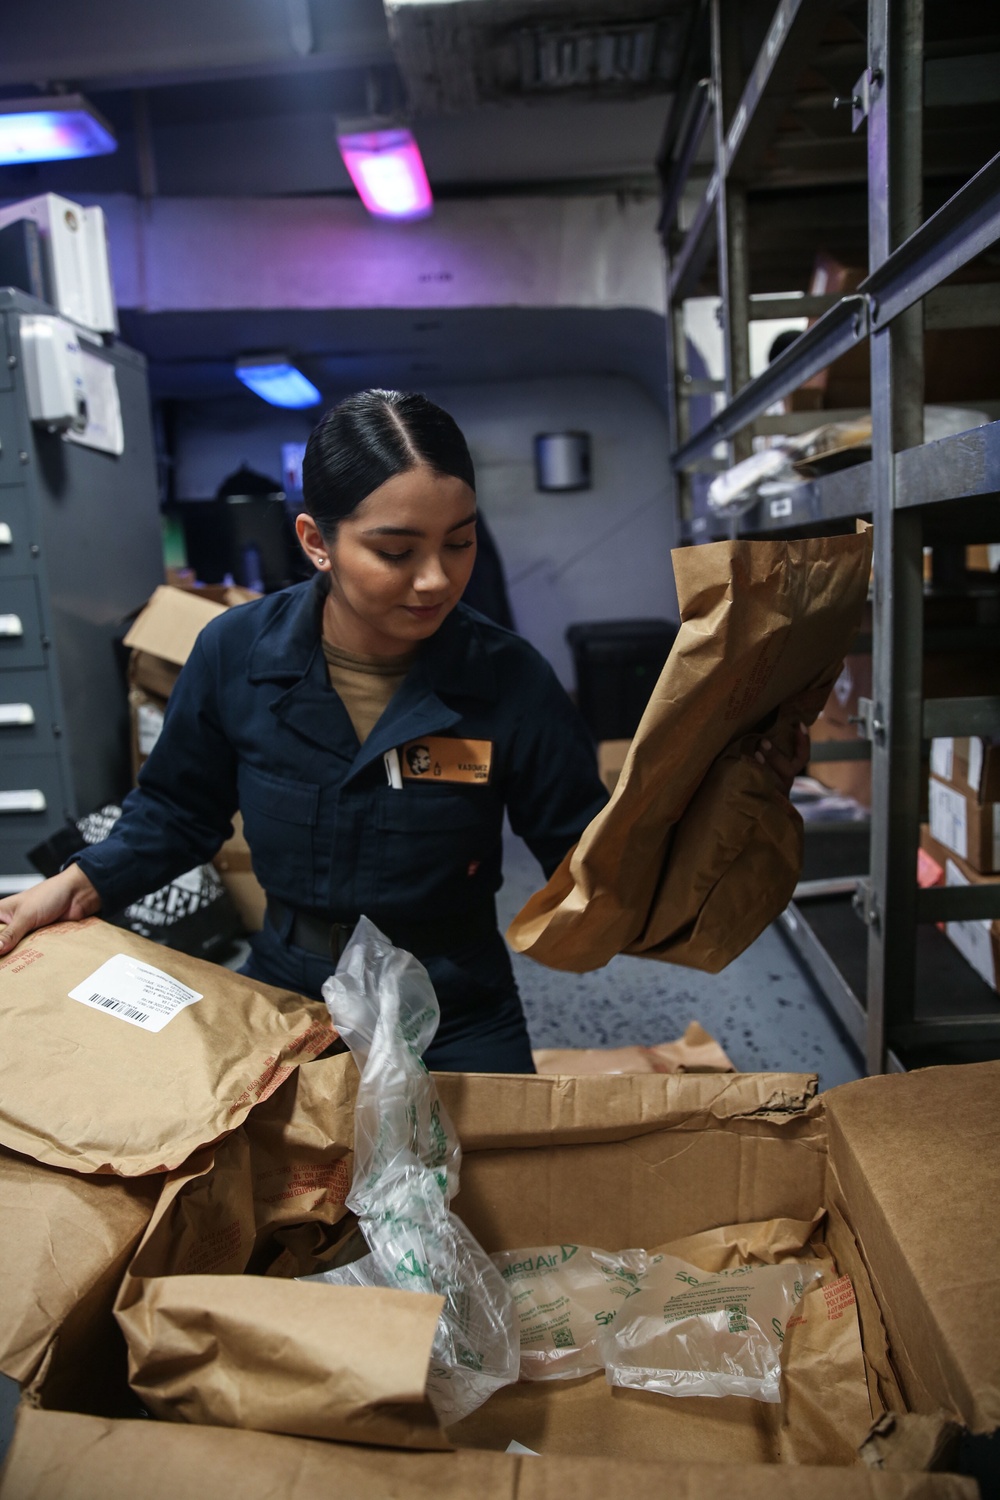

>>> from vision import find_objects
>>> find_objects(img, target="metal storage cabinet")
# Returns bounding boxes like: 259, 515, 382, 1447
658, 0, 1000, 1072
0, 286, 163, 887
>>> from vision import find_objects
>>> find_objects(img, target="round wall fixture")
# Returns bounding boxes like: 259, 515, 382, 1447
534, 431, 592, 491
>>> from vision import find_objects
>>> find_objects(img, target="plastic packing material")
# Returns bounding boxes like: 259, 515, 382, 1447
601, 1252, 821, 1403
304, 917, 519, 1427
494, 1243, 821, 1402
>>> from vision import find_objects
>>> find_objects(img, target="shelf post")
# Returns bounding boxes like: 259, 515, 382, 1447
865, 0, 926, 1073
710, 0, 752, 463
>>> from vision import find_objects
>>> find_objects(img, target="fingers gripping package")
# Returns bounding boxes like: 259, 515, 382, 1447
302, 918, 520, 1427
492, 1243, 820, 1401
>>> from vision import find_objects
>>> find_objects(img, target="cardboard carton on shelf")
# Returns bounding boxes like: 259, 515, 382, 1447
122, 584, 267, 931
808, 612, 1000, 813
919, 823, 1000, 992
3, 1056, 998, 1495
928, 775, 1000, 875
931, 735, 1000, 806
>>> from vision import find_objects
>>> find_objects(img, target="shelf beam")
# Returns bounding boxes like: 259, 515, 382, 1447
918, 886, 1000, 922
923, 696, 1000, 738
674, 146, 1000, 469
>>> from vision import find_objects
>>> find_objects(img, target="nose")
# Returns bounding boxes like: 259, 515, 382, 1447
413, 552, 450, 596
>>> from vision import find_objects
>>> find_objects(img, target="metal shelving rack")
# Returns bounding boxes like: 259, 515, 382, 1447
658, 0, 1000, 1072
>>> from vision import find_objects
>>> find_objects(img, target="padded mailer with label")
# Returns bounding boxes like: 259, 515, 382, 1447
0, 918, 336, 1175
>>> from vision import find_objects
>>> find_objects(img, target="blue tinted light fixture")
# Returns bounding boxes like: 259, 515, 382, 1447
235, 356, 321, 409
0, 95, 117, 164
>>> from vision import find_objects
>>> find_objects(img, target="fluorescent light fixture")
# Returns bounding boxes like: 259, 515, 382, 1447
235, 356, 321, 409
337, 126, 433, 221
0, 95, 116, 164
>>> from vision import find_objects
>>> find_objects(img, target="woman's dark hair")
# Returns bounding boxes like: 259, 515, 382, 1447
302, 389, 475, 534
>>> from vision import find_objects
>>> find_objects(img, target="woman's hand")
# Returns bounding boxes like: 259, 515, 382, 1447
0, 865, 102, 956
755, 723, 811, 798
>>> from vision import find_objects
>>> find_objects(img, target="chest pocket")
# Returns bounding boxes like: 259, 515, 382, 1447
375, 788, 495, 891
238, 764, 320, 901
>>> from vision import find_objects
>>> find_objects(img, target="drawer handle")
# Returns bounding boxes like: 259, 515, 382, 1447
0, 523, 11, 546
0, 703, 35, 727
0, 614, 24, 638
0, 789, 46, 813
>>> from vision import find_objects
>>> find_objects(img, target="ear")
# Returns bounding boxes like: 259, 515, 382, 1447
295, 513, 332, 571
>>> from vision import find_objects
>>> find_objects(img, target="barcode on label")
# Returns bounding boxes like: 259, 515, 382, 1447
89, 991, 150, 1025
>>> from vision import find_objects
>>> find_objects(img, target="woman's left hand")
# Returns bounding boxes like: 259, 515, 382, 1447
755, 723, 811, 797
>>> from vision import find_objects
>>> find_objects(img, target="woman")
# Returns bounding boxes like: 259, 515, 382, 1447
0, 390, 806, 1071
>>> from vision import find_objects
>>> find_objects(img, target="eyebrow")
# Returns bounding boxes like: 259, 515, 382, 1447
362, 513, 478, 538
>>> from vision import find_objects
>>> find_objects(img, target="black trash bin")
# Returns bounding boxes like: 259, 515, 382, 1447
566, 618, 679, 742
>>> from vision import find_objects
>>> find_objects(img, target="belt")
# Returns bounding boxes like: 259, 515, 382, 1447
267, 897, 497, 964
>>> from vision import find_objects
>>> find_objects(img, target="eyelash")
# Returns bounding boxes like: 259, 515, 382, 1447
377, 541, 474, 564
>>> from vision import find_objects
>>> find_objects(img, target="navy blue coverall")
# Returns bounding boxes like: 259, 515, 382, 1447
76, 575, 608, 1071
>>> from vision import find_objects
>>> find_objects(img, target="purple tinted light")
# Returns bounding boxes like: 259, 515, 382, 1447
0, 108, 117, 164
337, 129, 433, 221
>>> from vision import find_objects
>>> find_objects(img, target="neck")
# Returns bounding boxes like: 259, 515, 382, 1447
321, 589, 414, 659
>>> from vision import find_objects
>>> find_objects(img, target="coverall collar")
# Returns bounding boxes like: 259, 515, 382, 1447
246, 574, 499, 774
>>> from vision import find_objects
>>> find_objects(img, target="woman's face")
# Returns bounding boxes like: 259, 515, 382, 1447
296, 465, 477, 656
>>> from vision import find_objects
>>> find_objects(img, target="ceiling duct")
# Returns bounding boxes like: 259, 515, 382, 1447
383, 0, 689, 116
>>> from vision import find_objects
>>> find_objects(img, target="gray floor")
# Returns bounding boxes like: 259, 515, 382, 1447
497, 826, 863, 1093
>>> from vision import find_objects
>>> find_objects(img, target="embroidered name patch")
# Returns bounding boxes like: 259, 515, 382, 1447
399, 737, 493, 784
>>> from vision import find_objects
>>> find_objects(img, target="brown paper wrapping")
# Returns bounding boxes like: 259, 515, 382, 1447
508, 523, 872, 971
113, 1055, 449, 1450
533, 1021, 735, 1075
0, 919, 337, 1176
0, 1146, 160, 1404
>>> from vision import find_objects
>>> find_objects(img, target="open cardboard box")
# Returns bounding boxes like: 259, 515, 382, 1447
121, 584, 266, 930
2, 1059, 997, 1497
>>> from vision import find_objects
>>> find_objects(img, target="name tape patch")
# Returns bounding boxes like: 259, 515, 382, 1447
399, 736, 493, 785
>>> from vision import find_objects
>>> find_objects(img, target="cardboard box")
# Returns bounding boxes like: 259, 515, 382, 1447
0, 1405, 981, 1500
596, 739, 631, 796
122, 585, 267, 928
9, 1061, 995, 1492
931, 737, 1000, 806
919, 824, 1000, 992
928, 775, 1000, 874
11, 1062, 995, 1482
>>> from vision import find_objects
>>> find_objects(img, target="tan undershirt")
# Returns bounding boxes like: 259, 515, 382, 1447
322, 639, 416, 744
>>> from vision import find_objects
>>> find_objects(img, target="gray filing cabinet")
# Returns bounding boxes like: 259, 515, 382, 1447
0, 287, 163, 886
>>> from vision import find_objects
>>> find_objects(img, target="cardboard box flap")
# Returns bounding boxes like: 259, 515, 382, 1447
825, 1061, 1000, 1434
123, 585, 226, 668
435, 1071, 819, 1151
0, 1408, 981, 1500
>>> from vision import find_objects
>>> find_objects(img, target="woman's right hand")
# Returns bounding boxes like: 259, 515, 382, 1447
0, 865, 102, 956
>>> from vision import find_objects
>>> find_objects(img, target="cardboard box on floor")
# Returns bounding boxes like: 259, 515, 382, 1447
6, 1060, 998, 1494
122, 584, 266, 931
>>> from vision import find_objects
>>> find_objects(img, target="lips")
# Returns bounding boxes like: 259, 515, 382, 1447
404, 603, 445, 619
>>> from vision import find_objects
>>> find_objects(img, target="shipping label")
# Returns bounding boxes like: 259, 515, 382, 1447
944, 861, 997, 990
930, 737, 954, 783
928, 778, 968, 860
69, 953, 203, 1032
